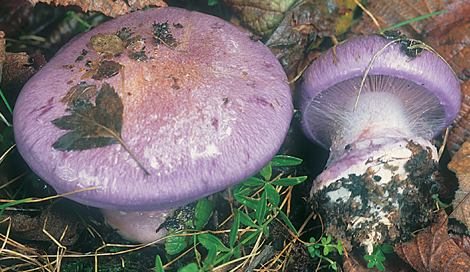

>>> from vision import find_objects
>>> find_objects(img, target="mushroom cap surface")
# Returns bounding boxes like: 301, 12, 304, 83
297, 34, 461, 149
13, 7, 292, 211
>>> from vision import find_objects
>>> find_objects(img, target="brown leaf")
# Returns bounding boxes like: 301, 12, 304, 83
59, 82, 98, 106
351, 0, 452, 37
51, 83, 149, 174
422, 4, 470, 153
447, 140, 470, 227
90, 34, 124, 55
27, 0, 167, 17
91, 60, 123, 80
265, 0, 337, 81
447, 90, 470, 155
221, 0, 297, 36
81, 59, 123, 80
394, 210, 470, 272
0, 202, 87, 247
0, 52, 44, 90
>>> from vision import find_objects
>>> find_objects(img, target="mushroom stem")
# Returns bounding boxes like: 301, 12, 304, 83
312, 134, 438, 249
101, 208, 175, 244
310, 91, 439, 250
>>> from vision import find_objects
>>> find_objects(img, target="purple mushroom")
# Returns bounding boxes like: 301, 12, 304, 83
297, 34, 460, 253
13, 7, 293, 243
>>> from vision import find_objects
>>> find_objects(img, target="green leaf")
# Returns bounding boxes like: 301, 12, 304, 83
323, 244, 330, 256
237, 210, 258, 228
380, 244, 394, 254
233, 244, 241, 259
234, 184, 254, 197
203, 245, 217, 270
243, 177, 265, 186
260, 164, 272, 180
330, 262, 338, 271
230, 211, 240, 248
376, 261, 386, 271
271, 176, 307, 187
234, 194, 259, 210
155, 255, 164, 272
336, 240, 343, 255
194, 195, 216, 230
256, 191, 267, 224
177, 263, 199, 272
240, 231, 258, 245
198, 233, 230, 252
277, 209, 298, 236
265, 183, 280, 207
165, 230, 187, 255
207, 0, 219, 6
270, 155, 303, 166
216, 250, 234, 265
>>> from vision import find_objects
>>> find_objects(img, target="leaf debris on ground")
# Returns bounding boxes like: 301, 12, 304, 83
27, 0, 168, 17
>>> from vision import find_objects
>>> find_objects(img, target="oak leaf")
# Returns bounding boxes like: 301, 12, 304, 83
448, 140, 470, 227
394, 210, 470, 272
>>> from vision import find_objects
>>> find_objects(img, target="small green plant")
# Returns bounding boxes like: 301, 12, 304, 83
308, 235, 343, 271
364, 244, 394, 271
176, 155, 307, 271
64, 11, 93, 34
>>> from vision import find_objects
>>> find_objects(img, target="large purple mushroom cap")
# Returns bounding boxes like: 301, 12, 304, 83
297, 34, 461, 150
13, 7, 293, 211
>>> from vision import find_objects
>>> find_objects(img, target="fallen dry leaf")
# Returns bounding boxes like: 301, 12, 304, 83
221, 0, 297, 36
394, 210, 470, 272
59, 82, 98, 106
0, 52, 46, 90
28, 0, 167, 17
422, 3, 470, 154
351, 0, 454, 37
447, 140, 470, 227
447, 89, 470, 155
52, 82, 124, 151
0, 202, 87, 247
51, 82, 148, 174
265, 0, 337, 82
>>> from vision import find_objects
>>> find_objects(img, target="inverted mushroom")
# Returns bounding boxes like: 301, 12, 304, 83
297, 34, 460, 253
13, 7, 293, 243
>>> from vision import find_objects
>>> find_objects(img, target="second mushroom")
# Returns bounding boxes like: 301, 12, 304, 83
297, 33, 460, 254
